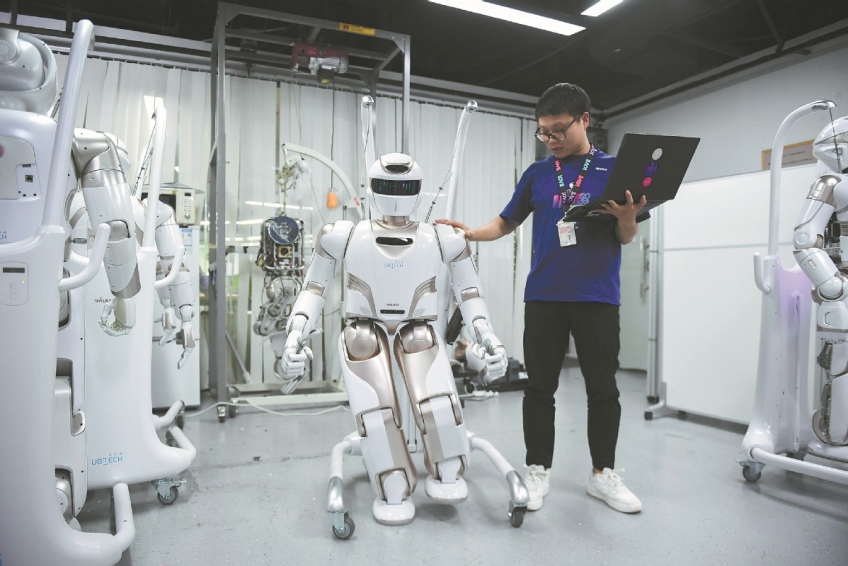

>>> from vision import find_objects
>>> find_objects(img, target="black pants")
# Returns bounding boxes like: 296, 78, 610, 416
523, 301, 621, 471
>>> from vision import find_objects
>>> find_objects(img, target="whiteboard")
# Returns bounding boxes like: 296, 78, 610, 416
660, 164, 818, 424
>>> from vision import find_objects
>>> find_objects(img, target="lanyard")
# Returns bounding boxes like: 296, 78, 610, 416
555, 145, 597, 218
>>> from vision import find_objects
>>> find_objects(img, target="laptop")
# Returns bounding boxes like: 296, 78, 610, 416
564, 133, 700, 222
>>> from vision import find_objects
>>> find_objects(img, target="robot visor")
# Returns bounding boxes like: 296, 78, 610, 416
370, 179, 421, 196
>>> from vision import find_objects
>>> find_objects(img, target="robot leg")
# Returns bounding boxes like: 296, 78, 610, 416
394, 321, 470, 504
813, 343, 848, 446
813, 302, 848, 445
339, 319, 418, 525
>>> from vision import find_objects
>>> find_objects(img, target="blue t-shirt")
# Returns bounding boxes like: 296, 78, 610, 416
501, 150, 622, 305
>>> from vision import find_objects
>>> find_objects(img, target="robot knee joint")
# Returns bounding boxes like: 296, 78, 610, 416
343, 319, 383, 361
398, 320, 436, 354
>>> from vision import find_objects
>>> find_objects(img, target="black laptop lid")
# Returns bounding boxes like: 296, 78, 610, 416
564, 133, 699, 221
602, 133, 700, 203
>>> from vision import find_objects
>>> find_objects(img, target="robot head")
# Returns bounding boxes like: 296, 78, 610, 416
367, 153, 424, 218
813, 116, 848, 174
0, 28, 57, 114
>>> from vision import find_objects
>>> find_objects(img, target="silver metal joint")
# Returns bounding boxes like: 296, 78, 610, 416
506, 470, 529, 506
327, 476, 346, 514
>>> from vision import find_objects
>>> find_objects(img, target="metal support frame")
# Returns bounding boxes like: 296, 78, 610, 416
208, 2, 412, 422
644, 207, 682, 421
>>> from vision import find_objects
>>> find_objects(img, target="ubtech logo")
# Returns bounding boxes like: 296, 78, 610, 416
0, 230, 7, 241
384, 260, 404, 269
92, 452, 124, 466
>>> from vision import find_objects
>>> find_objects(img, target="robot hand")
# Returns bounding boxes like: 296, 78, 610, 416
276, 357, 305, 395
158, 307, 180, 345
479, 333, 508, 382
281, 329, 313, 377
176, 321, 196, 370
99, 297, 136, 337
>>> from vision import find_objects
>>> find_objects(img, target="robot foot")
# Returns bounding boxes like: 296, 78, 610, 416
372, 498, 416, 526
424, 475, 468, 504
424, 456, 468, 504
806, 439, 848, 464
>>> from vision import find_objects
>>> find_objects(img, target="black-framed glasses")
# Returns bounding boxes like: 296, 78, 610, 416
534, 113, 583, 143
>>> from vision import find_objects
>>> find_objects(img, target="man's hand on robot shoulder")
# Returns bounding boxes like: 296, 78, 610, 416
480, 332, 508, 382
434, 219, 472, 240
281, 330, 313, 377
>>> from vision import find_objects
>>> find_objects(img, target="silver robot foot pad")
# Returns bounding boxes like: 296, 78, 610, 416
372, 498, 416, 525
424, 475, 469, 504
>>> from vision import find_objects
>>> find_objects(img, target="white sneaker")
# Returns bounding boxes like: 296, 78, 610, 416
587, 468, 642, 513
524, 464, 550, 511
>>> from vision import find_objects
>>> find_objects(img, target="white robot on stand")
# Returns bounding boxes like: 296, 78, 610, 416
792, 116, 848, 458
281, 152, 528, 535
67, 133, 196, 361
741, 101, 848, 486
0, 22, 135, 565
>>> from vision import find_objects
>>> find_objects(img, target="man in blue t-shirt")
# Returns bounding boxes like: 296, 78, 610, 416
438, 83, 646, 514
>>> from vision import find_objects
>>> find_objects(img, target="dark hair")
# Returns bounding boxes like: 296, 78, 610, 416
535, 83, 591, 119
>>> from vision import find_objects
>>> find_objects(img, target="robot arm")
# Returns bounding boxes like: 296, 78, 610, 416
793, 175, 846, 300
71, 129, 141, 336
436, 224, 508, 380
147, 199, 196, 367
280, 221, 354, 376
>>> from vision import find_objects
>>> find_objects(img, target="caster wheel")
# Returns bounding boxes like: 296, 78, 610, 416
228, 404, 238, 418
217, 415, 226, 423
509, 506, 526, 528
157, 486, 179, 505
332, 512, 355, 540
644, 411, 653, 421
788, 450, 806, 461
464, 382, 475, 395
647, 395, 659, 404
742, 465, 761, 483
175, 414, 185, 429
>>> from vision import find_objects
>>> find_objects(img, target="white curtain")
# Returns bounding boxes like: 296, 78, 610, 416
56, 53, 536, 384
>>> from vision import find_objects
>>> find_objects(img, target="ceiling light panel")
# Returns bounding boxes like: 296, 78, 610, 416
581, 0, 624, 17
430, 0, 585, 36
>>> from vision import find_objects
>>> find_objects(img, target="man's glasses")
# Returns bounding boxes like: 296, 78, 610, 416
535, 113, 583, 143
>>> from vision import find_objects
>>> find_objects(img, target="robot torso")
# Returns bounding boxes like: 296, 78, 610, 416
344, 220, 441, 332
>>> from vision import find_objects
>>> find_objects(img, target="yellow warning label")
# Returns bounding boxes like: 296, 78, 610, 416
339, 22, 376, 36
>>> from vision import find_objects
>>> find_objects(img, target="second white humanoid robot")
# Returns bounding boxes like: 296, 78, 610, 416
792, 116, 848, 454
281, 153, 508, 525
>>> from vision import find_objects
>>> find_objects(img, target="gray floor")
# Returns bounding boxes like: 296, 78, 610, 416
80, 360, 848, 566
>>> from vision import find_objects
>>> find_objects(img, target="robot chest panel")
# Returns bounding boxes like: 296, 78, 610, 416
344, 221, 441, 319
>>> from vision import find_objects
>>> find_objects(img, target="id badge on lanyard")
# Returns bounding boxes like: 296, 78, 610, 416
557, 219, 577, 247
555, 146, 596, 247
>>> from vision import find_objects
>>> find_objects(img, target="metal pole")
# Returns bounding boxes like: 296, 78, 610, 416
208, 6, 230, 417
401, 37, 410, 154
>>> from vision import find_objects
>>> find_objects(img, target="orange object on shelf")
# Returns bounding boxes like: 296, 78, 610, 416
326, 188, 338, 209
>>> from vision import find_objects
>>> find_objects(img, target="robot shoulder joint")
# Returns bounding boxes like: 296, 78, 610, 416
435, 223, 471, 263
315, 220, 354, 260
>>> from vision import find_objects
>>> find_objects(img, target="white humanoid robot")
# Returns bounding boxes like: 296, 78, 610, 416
68, 134, 196, 367
2, 23, 142, 525
281, 153, 509, 526
792, 116, 848, 458
741, 100, 848, 486
0, 22, 135, 565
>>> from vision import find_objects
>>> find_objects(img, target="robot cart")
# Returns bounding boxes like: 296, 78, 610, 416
326, 431, 529, 539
